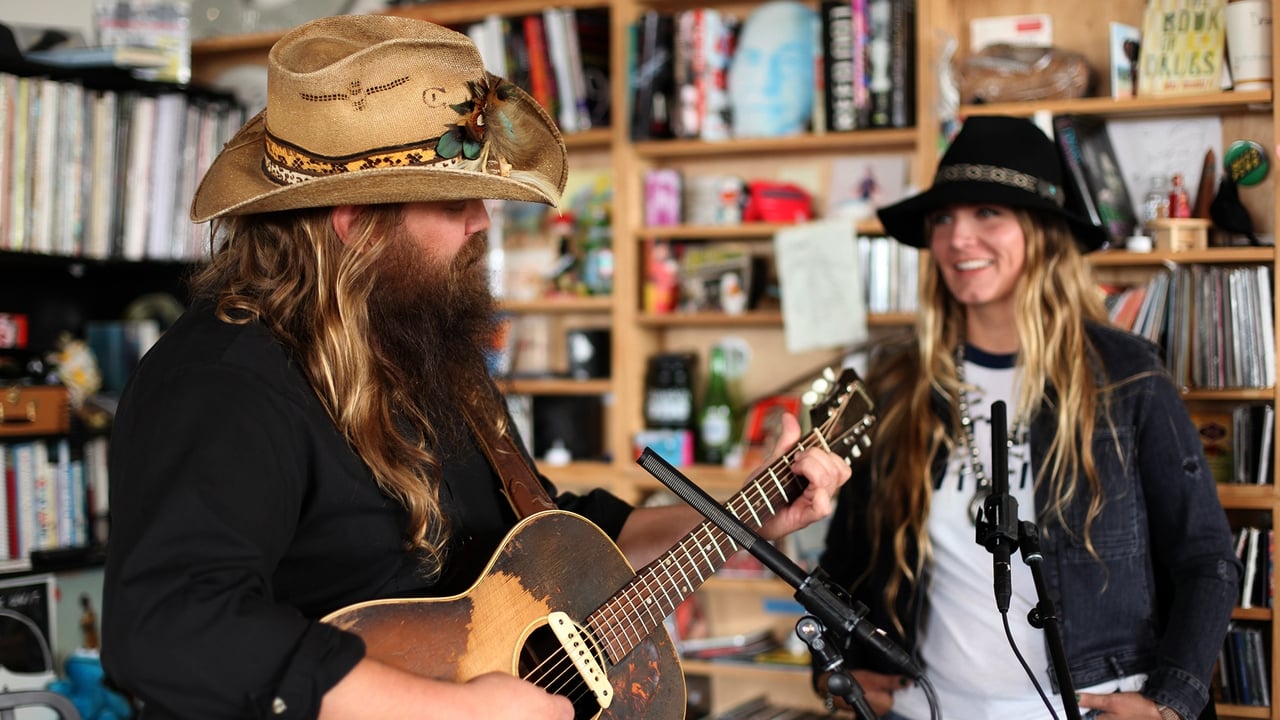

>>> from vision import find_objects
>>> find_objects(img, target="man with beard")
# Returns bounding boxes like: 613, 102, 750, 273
101, 15, 852, 720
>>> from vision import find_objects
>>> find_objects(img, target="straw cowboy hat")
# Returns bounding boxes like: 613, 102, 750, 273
191, 14, 567, 222
877, 115, 1108, 251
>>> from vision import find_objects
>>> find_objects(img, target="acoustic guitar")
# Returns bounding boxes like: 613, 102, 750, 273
323, 368, 875, 719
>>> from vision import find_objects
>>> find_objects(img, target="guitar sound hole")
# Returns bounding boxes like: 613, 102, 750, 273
519, 624, 603, 720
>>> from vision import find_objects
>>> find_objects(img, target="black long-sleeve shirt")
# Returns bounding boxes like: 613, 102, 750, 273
103, 302, 632, 719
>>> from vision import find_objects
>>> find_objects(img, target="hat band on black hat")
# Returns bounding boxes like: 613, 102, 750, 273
935, 163, 1065, 208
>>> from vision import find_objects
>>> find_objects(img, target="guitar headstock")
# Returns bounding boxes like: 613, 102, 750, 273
804, 367, 875, 465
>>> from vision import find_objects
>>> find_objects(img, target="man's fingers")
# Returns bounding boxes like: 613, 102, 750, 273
769, 413, 801, 457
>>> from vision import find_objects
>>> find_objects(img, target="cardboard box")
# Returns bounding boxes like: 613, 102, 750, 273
1149, 218, 1211, 251
0, 386, 70, 437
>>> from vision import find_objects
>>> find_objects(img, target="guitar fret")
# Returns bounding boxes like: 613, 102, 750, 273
767, 467, 788, 502
672, 548, 696, 593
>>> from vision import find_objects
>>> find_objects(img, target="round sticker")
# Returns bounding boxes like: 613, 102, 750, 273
1224, 140, 1269, 185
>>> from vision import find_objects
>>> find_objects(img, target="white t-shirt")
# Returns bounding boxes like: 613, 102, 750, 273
890, 351, 1143, 719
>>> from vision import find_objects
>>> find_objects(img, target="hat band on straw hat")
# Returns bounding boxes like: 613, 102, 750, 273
263, 132, 469, 185
935, 163, 1065, 208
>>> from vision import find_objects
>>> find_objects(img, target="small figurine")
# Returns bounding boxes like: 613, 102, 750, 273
79, 594, 99, 651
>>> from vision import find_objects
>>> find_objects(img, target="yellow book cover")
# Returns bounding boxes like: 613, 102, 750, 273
1190, 410, 1233, 484
1137, 0, 1227, 96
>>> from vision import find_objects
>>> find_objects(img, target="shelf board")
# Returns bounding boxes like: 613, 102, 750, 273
1213, 704, 1271, 719
496, 377, 611, 395
499, 296, 613, 313
626, 463, 745, 492
190, 0, 612, 57
637, 218, 885, 240
1088, 246, 1275, 265
632, 128, 916, 159
703, 576, 792, 595
564, 127, 613, 151
1232, 606, 1274, 622
637, 311, 785, 327
540, 460, 615, 487
959, 89, 1272, 119
190, 30, 289, 57
1218, 483, 1280, 509
388, 0, 608, 27
636, 310, 914, 328
1182, 388, 1276, 401
681, 658, 810, 678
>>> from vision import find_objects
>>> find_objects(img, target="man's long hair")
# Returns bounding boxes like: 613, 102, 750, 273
189, 205, 493, 575
860, 210, 1114, 630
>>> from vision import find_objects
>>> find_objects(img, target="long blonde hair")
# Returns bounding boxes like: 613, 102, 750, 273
190, 206, 454, 575
862, 210, 1112, 629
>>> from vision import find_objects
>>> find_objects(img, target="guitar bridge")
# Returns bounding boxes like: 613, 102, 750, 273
547, 611, 613, 709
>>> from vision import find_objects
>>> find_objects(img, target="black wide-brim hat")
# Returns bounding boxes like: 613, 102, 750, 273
877, 115, 1108, 252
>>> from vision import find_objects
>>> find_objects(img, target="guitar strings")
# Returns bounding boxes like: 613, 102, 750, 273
521, 628, 612, 708
590, 439, 810, 659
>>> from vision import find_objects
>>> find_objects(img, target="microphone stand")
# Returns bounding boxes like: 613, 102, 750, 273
973, 402, 1081, 720
797, 614, 877, 720
636, 448, 934, 720
1019, 520, 1080, 720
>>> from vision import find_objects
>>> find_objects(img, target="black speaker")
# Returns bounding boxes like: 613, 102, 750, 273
567, 328, 611, 379
532, 395, 605, 461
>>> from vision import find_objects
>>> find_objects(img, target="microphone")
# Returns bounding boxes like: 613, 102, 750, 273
977, 401, 1019, 613
636, 448, 922, 679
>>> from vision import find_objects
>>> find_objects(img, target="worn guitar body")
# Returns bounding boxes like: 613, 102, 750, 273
323, 368, 875, 720
323, 511, 683, 719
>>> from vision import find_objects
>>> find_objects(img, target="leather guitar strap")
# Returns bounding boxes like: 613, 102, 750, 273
464, 409, 556, 519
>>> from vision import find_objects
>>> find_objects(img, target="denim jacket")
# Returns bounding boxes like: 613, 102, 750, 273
818, 323, 1242, 720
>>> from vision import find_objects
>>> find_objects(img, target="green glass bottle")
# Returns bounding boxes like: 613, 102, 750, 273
698, 345, 734, 465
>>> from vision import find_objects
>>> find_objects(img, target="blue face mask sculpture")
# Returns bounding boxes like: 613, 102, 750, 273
728, 1, 819, 138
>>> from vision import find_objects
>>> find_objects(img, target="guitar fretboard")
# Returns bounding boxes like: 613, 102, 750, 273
585, 435, 815, 664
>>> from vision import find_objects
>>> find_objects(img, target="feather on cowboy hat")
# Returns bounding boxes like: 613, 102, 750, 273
877, 115, 1109, 252
191, 14, 567, 222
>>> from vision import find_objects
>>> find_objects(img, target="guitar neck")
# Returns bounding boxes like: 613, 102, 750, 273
586, 432, 818, 665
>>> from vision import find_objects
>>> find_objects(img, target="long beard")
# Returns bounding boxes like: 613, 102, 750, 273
368, 230, 501, 452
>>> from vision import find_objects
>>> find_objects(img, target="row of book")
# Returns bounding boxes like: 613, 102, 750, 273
464, 8, 610, 135
1215, 621, 1271, 707
0, 71, 246, 261
1233, 525, 1272, 610
0, 436, 109, 564
1191, 404, 1275, 486
636, 232, 916, 318
630, 0, 915, 141
1104, 264, 1277, 390
860, 234, 919, 315
1053, 114, 1140, 244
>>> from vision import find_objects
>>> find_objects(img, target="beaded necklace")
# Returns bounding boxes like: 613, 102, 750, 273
954, 345, 1025, 524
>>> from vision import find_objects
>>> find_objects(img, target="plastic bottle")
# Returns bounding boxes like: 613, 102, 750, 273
1142, 175, 1171, 225
698, 345, 734, 465
580, 202, 614, 295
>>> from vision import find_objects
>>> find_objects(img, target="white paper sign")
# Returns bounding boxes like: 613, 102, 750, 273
774, 219, 867, 353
